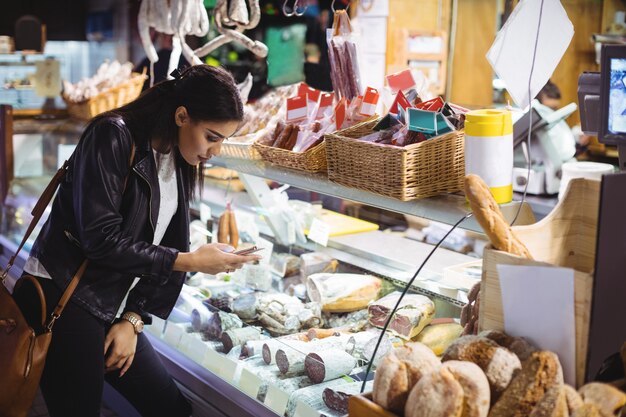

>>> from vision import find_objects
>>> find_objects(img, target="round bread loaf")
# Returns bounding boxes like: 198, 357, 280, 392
529, 385, 568, 417
442, 361, 490, 417
479, 330, 537, 361
579, 383, 626, 416
405, 367, 464, 417
571, 404, 605, 417
372, 342, 440, 414
442, 335, 521, 398
489, 351, 564, 417
563, 385, 584, 414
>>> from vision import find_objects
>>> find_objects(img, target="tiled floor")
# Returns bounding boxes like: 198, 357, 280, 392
27, 389, 121, 417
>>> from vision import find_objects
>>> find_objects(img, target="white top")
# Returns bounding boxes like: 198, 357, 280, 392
24, 149, 179, 291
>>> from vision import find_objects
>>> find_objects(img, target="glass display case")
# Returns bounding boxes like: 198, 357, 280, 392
0, 123, 502, 417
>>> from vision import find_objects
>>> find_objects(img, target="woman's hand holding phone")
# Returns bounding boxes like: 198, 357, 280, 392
174, 243, 262, 275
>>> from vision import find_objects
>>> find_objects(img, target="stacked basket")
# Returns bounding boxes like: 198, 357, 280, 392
63, 70, 147, 120
325, 118, 465, 200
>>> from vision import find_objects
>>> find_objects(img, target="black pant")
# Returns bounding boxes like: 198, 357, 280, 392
13, 276, 192, 417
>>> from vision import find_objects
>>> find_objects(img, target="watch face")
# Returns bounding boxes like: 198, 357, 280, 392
136, 321, 144, 333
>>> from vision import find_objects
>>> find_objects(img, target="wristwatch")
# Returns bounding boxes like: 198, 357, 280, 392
121, 312, 144, 334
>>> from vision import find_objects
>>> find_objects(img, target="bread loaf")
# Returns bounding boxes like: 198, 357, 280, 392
528, 385, 569, 417
564, 385, 584, 414
479, 330, 537, 361
405, 367, 464, 417
464, 175, 532, 258
306, 273, 382, 313
372, 342, 441, 414
571, 404, 605, 417
579, 383, 626, 416
488, 351, 564, 417
414, 323, 464, 356
442, 361, 491, 417
442, 335, 521, 398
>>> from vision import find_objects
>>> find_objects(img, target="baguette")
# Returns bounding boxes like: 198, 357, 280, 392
464, 175, 532, 259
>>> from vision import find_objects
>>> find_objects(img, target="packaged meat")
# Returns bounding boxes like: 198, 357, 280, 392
306, 273, 382, 313
368, 292, 435, 339
300, 252, 337, 280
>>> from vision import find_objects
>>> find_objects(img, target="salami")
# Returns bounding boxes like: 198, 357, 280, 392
206, 311, 243, 340
304, 349, 357, 384
221, 327, 262, 353
322, 381, 374, 414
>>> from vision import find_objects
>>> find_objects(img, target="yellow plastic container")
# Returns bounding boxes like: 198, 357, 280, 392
464, 109, 513, 204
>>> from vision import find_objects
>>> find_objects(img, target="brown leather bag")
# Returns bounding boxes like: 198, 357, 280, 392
0, 145, 134, 417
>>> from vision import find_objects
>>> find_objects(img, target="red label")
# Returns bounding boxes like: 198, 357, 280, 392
316, 92, 334, 119
416, 97, 445, 112
390, 90, 412, 114
359, 87, 380, 116
334, 98, 347, 129
286, 94, 308, 122
386, 69, 415, 93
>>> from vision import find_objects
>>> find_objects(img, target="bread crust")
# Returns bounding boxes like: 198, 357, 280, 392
405, 367, 464, 417
579, 383, 626, 416
443, 336, 521, 398
442, 361, 491, 417
464, 175, 533, 258
529, 385, 569, 417
372, 342, 440, 414
488, 351, 564, 417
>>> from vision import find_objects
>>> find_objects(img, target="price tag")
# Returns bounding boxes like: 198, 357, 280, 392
187, 337, 209, 363
264, 384, 290, 415
390, 90, 412, 114
202, 348, 223, 374
163, 322, 185, 348
286, 95, 308, 122
217, 356, 238, 382
386, 69, 415, 93
238, 368, 262, 398
316, 92, 334, 119
307, 218, 330, 247
359, 87, 380, 116
147, 316, 166, 337
333, 98, 347, 130
294, 401, 320, 417
34, 59, 61, 97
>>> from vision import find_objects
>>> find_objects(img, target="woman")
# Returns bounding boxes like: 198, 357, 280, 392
13, 65, 260, 417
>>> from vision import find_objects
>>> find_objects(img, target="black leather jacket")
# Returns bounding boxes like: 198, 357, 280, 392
30, 115, 190, 324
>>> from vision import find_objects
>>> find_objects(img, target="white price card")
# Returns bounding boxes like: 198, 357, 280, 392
34, 59, 61, 97
187, 337, 210, 363
294, 401, 320, 417
163, 323, 185, 348
217, 356, 238, 382
147, 316, 166, 337
238, 368, 262, 398
264, 384, 290, 415
307, 218, 330, 247
202, 348, 223, 374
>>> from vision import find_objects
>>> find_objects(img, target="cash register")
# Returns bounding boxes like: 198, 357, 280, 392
577, 44, 626, 383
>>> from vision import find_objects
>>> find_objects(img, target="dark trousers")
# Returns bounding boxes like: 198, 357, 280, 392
13, 276, 192, 417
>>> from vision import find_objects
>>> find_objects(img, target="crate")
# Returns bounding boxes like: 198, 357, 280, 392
348, 393, 399, 417
325, 118, 465, 200
62, 69, 147, 120
479, 178, 599, 387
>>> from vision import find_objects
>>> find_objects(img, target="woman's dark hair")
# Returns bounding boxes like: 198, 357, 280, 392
108, 65, 244, 200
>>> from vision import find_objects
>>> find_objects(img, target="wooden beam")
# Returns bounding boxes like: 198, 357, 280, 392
0, 105, 14, 203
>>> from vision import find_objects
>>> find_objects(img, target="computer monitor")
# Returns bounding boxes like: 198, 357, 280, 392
599, 45, 626, 144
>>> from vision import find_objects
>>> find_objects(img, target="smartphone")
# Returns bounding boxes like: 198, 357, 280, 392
233, 246, 264, 256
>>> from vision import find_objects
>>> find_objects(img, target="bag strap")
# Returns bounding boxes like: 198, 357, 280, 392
0, 143, 136, 331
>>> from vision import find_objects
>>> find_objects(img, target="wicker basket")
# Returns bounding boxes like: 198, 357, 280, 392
325, 118, 465, 200
63, 69, 147, 120
220, 136, 261, 160
252, 140, 328, 172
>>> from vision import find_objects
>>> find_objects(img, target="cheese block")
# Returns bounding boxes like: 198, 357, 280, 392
306, 273, 382, 313
368, 292, 435, 339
